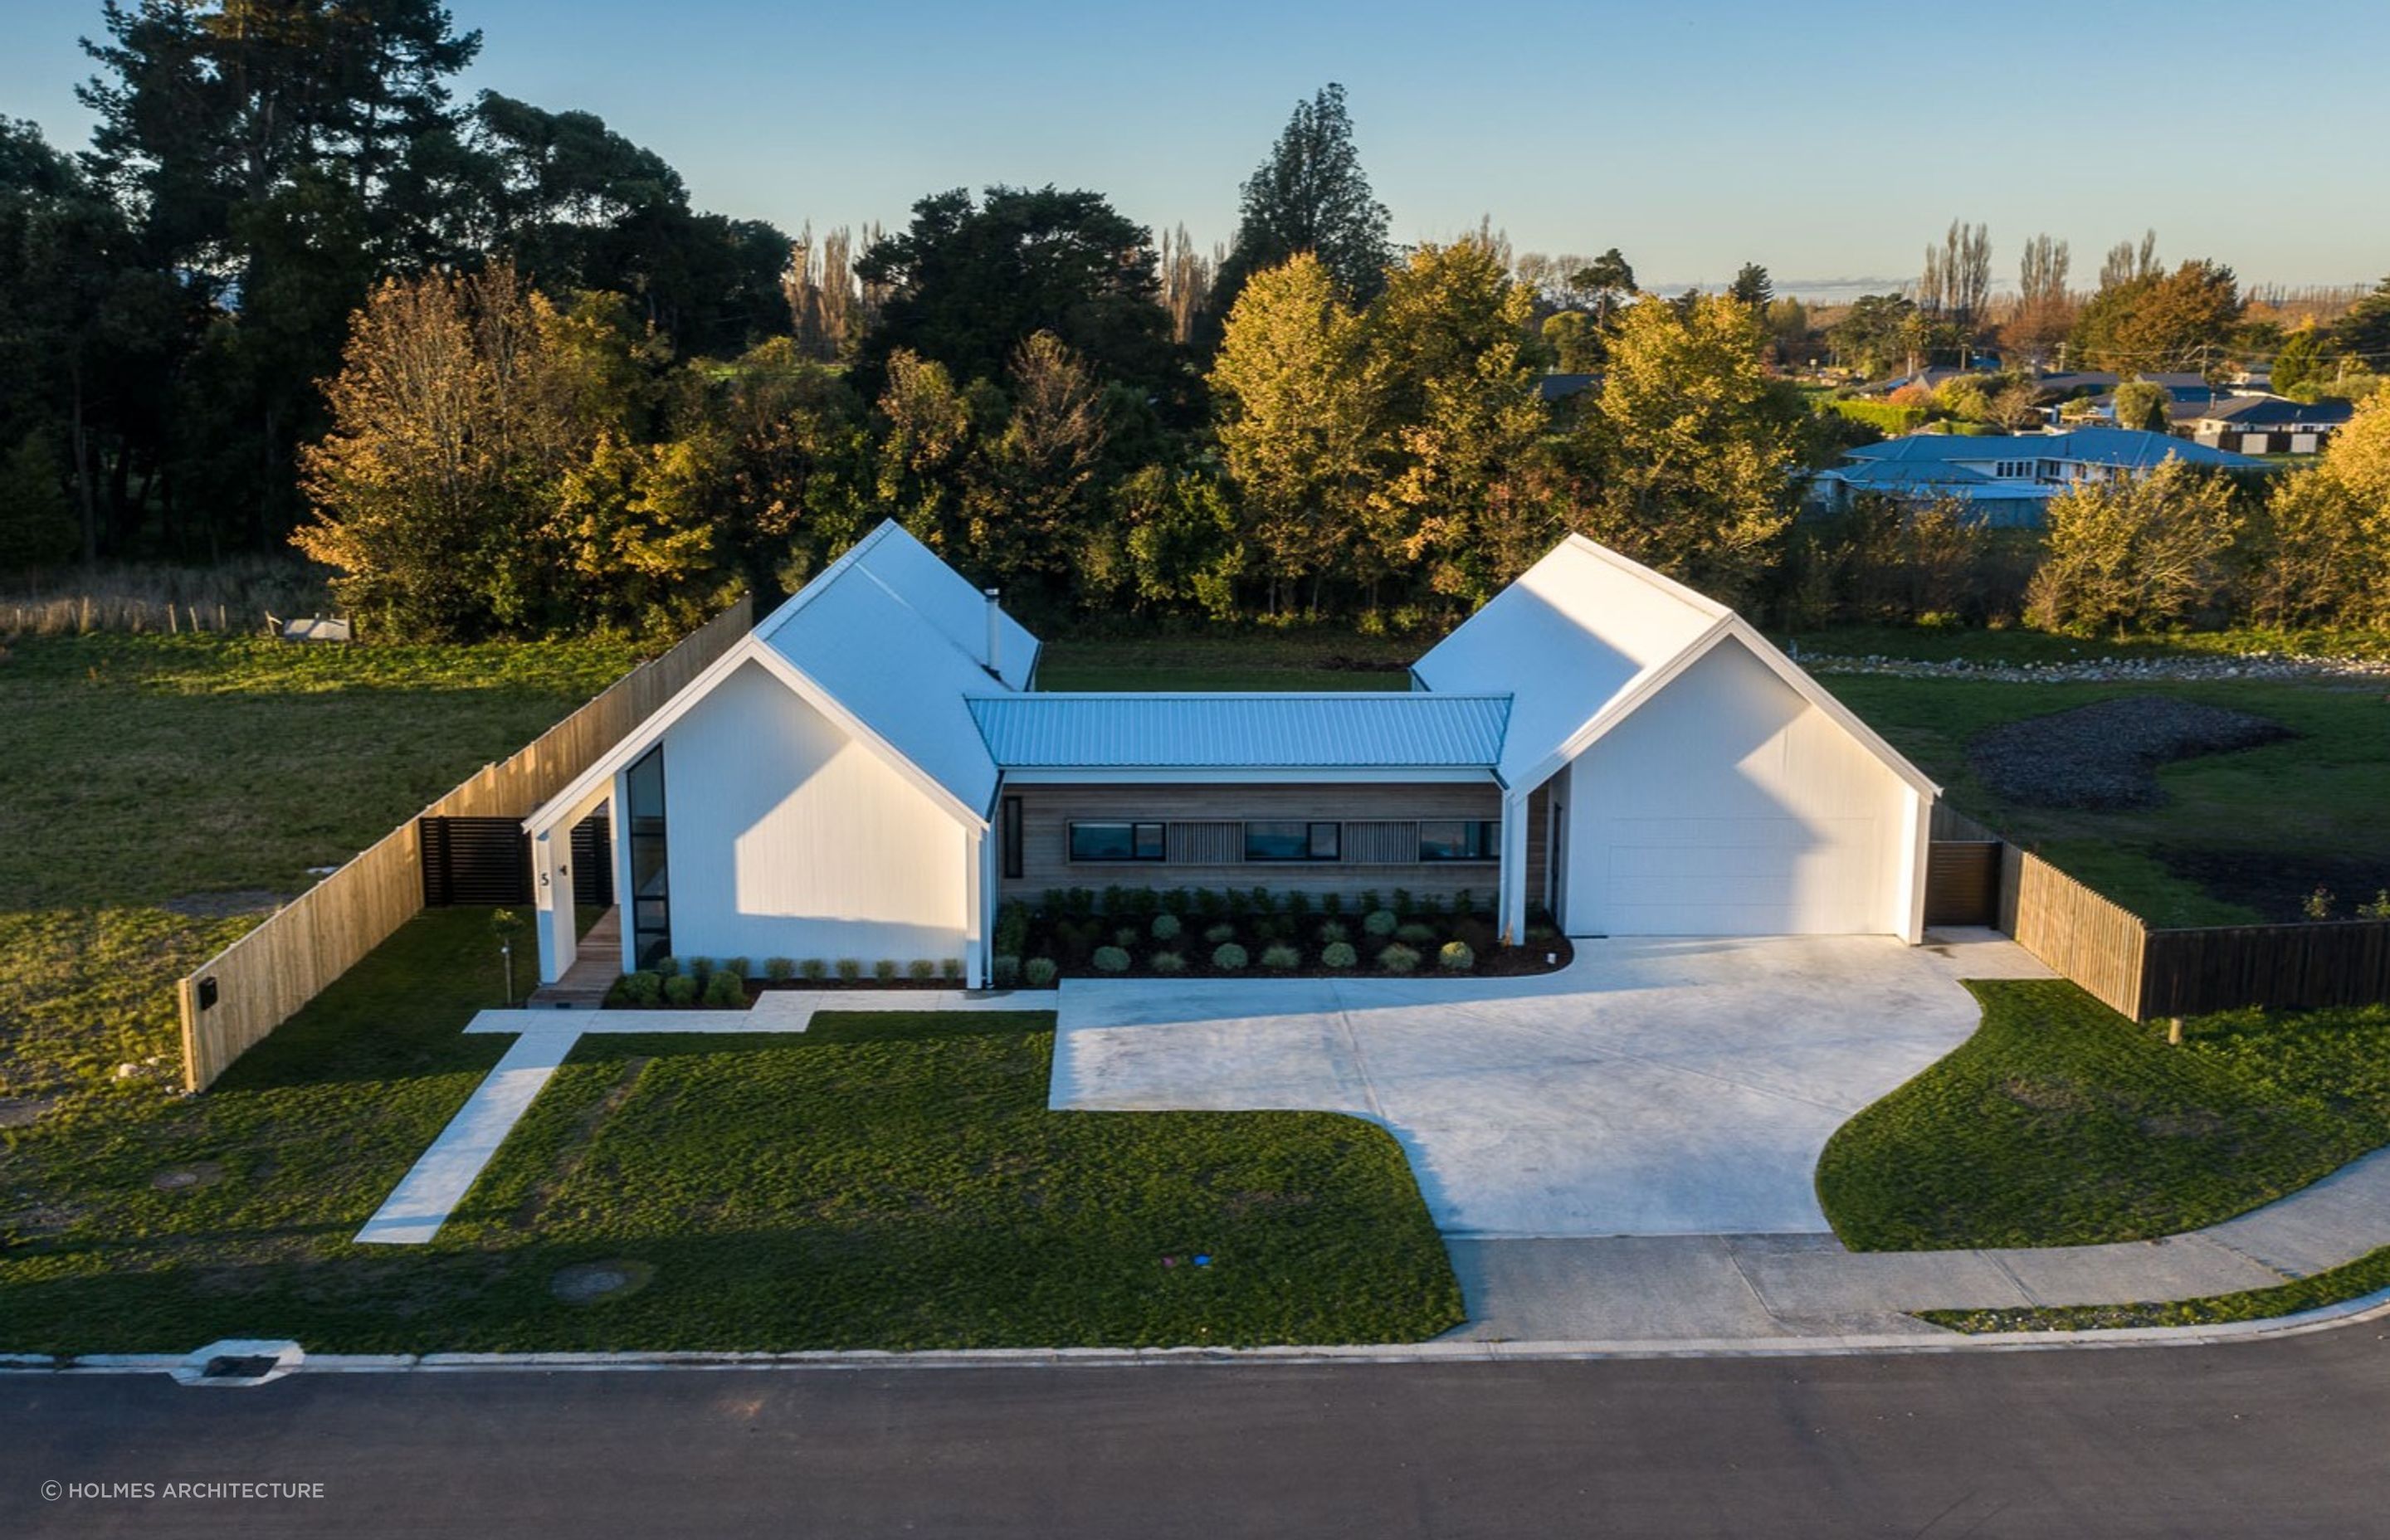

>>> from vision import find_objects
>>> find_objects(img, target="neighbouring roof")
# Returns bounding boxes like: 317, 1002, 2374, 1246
1841, 428, 2261, 471
967, 693, 1512, 770
1538, 373, 1598, 403
2193, 394, 2355, 428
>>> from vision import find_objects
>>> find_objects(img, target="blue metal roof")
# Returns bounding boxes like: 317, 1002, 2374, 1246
1842, 428, 2261, 470
967, 693, 1511, 770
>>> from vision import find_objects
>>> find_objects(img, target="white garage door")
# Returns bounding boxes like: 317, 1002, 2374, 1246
1584, 816, 1882, 936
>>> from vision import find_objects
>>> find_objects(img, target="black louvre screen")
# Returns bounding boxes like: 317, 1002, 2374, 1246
420, 816, 533, 906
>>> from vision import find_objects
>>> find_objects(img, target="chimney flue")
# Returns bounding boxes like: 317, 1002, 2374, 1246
983, 587, 1002, 678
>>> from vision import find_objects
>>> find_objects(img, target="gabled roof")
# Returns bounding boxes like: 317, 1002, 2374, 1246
524, 521, 1038, 835
968, 693, 1510, 770
1411, 534, 1939, 799
2193, 394, 2355, 428
1841, 428, 2260, 470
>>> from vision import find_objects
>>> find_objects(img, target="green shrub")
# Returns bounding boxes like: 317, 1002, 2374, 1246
663, 973, 700, 1006
800, 958, 829, 981
908, 958, 938, 980
1321, 941, 1358, 969
940, 957, 963, 981
1024, 958, 1058, 987
1212, 943, 1249, 972
1395, 921, 1436, 945
1322, 893, 1344, 917
1378, 943, 1421, 974
689, 956, 715, 982
1114, 926, 1142, 950
1247, 887, 1275, 915
763, 957, 795, 982
1286, 892, 1313, 919
1151, 912, 1183, 942
1162, 888, 1192, 914
652, 955, 681, 979
1452, 889, 1475, 917
1149, 950, 1187, 974
874, 959, 900, 982
1193, 889, 1224, 919
1392, 888, 1415, 917
1261, 943, 1301, 971
1438, 941, 1475, 972
1363, 909, 1399, 938
835, 958, 863, 981
1204, 921, 1238, 946
992, 955, 1022, 986
1356, 890, 1381, 917
1317, 919, 1349, 945
1829, 397, 1929, 435
612, 971, 662, 1006
702, 969, 747, 1006
720, 956, 750, 980
1093, 946, 1132, 973
993, 901, 1032, 958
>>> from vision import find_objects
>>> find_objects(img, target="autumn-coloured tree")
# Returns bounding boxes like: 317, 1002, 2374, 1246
2026, 459, 2243, 634
2251, 384, 2390, 626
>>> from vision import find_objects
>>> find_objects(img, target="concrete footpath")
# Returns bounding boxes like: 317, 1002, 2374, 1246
1447, 1145, 2390, 1341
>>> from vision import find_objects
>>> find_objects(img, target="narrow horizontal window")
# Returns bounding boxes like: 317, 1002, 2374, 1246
1244, 820, 1336, 863
1418, 820, 1500, 862
1071, 821, 1163, 862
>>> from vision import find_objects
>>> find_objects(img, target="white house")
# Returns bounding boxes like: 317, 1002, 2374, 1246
522, 522, 1942, 987
1815, 427, 2264, 527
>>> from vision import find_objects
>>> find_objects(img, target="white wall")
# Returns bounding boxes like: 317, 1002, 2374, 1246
1562, 638, 1918, 938
657, 660, 973, 967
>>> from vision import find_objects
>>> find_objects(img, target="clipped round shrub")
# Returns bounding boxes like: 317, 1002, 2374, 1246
1092, 945, 1132, 973
702, 969, 747, 1006
1260, 943, 1300, 971
663, 973, 700, 1005
1203, 921, 1238, 947
1212, 943, 1249, 972
834, 958, 863, 981
1377, 943, 1421, 974
721, 957, 751, 981
940, 957, 963, 981
1115, 926, 1142, 950
873, 959, 900, 982
1363, 909, 1398, 938
992, 955, 1022, 986
1149, 951, 1188, 974
763, 957, 795, 982
651, 955, 682, 979
1024, 958, 1059, 988
689, 956, 716, 982
612, 970, 662, 1006
1395, 921, 1437, 946
1320, 941, 1358, 970
908, 958, 938, 980
1437, 941, 1475, 972
1316, 920, 1349, 946
1151, 912, 1183, 942
799, 958, 829, 981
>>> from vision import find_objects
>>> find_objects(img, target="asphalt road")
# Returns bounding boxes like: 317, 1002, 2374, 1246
5, 1330, 2389, 1538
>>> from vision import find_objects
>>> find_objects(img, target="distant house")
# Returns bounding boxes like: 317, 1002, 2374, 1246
1812, 428, 2264, 527
2180, 395, 2354, 456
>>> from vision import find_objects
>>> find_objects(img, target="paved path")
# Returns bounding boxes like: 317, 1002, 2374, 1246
1052, 931, 2050, 1236
12, 1331, 2390, 1538
357, 988, 1057, 1245
1451, 1147, 2390, 1340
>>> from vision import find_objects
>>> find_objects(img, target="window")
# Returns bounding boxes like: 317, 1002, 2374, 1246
1418, 820, 1500, 862
625, 745, 671, 965
1244, 820, 1339, 862
1001, 797, 1023, 880
1070, 821, 1163, 862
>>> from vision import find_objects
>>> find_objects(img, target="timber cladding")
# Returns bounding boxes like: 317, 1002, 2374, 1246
175, 597, 753, 1091
1001, 780, 1517, 903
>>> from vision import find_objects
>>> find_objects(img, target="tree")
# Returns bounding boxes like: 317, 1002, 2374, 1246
2250, 385, 2390, 626
1727, 262, 1773, 309
2071, 260, 2242, 374
971, 332, 1110, 597
1568, 249, 1636, 324
2007, 233, 2075, 363
1208, 83, 1392, 324
856, 185, 1177, 401
2270, 325, 2330, 399
1542, 310, 1602, 373
1572, 292, 1799, 602
1917, 220, 1991, 328
2099, 230, 2162, 290
1828, 294, 1920, 377
2327, 275, 2390, 367
1360, 238, 1549, 607
2112, 378, 2172, 432
1207, 253, 1377, 611
2025, 459, 2242, 634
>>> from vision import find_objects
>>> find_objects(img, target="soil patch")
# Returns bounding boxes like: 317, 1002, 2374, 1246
1968, 696, 2295, 811
2153, 846, 2390, 924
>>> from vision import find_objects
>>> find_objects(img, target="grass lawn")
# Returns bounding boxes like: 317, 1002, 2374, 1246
1817, 979, 2390, 1251
1919, 1243, 2390, 1333
1785, 621, 2390, 665
0, 909, 1459, 1352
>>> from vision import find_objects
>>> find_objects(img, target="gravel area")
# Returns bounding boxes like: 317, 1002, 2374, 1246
1805, 652, 2390, 685
1968, 696, 2296, 811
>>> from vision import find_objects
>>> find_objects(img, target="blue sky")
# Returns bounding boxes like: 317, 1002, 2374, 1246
3, 0, 2385, 295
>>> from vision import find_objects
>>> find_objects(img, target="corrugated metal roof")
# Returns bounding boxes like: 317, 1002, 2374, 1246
967, 693, 1510, 769
1841, 428, 2260, 470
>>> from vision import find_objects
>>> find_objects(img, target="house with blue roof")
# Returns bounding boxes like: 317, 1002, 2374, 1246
519, 523, 1942, 987
1813, 428, 2263, 527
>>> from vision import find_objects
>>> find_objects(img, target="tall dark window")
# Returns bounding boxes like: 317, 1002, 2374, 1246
1244, 821, 1340, 862
626, 746, 671, 965
1419, 820, 1500, 862
1001, 797, 1023, 880
1070, 821, 1164, 862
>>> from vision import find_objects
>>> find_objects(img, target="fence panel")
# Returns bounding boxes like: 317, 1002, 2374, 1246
2141, 920, 2390, 1017
2007, 850, 2149, 1020
1925, 841, 2003, 927
177, 597, 751, 1089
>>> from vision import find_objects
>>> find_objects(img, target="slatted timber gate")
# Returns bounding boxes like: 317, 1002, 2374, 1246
421, 812, 612, 909
1924, 841, 2004, 927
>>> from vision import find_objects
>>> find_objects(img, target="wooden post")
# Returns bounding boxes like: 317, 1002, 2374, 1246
2167, 1016, 2183, 1045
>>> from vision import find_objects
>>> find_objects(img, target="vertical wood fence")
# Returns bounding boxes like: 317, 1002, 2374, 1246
175, 597, 752, 1090
2002, 846, 2149, 1019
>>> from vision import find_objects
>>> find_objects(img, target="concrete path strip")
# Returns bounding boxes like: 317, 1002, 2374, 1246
354, 1028, 582, 1245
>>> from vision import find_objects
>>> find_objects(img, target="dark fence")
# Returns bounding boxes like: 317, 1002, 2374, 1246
1925, 841, 2003, 927
422, 811, 612, 909
2140, 920, 2390, 1017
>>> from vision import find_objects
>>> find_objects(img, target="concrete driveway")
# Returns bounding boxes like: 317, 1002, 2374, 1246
1051, 931, 2050, 1237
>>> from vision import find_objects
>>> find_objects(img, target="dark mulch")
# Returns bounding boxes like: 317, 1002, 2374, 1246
1968, 696, 2295, 811
2153, 847, 2390, 925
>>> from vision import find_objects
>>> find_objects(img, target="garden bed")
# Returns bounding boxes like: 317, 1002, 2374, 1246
993, 886, 1569, 984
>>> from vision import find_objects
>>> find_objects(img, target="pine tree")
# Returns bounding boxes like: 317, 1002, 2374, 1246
1207, 84, 1393, 334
